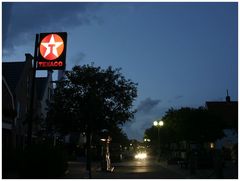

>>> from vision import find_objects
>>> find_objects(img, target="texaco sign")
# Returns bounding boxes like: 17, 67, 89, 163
37, 32, 67, 70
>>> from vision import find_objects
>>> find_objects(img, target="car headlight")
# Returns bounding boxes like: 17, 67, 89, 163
135, 152, 147, 159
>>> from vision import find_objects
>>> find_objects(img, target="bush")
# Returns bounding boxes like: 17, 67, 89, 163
19, 144, 68, 178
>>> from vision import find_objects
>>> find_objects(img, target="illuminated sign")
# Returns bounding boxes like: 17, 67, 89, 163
37, 32, 67, 70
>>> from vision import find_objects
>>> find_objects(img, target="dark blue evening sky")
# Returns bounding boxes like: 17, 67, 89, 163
2, 2, 238, 140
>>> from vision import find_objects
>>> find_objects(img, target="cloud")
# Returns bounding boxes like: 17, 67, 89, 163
137, 97, 161, 113
122, 97, 168, 140
123, 106, 168, 141
2, 2, 102, 56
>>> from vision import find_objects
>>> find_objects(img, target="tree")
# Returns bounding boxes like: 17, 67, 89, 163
106, 125, 129, 145
47, 64, 137, 177
144, 107, 225, 152
47, 64, 138, 136
162, 107, 225, 143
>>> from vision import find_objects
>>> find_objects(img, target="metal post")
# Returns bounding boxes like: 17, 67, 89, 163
158, 127, 160, 158
86, 125, 92, 178
27, 34, 39, 145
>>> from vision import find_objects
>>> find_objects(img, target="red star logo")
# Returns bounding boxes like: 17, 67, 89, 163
40, 34, 64, 60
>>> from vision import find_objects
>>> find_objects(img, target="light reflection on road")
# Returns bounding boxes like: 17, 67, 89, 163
114, 156, 159, 173
132, 157, 153, 172
93, 155, 187, 179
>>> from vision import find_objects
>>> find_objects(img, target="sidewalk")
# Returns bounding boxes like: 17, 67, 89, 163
63, 161, 102, 178
63, 160, 237, 179
157, 160, 215, 179
64, 160, 214, 179
157, 160, 238, 179
223, 161, 238, 179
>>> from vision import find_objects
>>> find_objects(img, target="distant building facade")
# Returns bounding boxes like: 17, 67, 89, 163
206, 92, 238, 149
35, 71, 53, 136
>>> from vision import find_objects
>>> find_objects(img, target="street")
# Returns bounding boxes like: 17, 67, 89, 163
65, 156, 186, 179
94, 157, 186, 179
64, 155, 238, 179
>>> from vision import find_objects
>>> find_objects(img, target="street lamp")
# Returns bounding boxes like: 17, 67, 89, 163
153, 120, 164, 140
159, 120, 164, 126
153, 120, 164, 159
154, 120, 164, 127
153, 121, 158, 126
144, 138, 151, 142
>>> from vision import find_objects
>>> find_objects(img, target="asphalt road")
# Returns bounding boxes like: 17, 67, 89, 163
93, 156, 186, 179
64, 156, 186, 179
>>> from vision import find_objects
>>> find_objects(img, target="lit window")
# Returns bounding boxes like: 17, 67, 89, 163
210, 143, 215, 149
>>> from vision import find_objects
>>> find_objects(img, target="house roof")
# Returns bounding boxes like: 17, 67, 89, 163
206, 100, 238, 129
2, 61, 26, 94
2, 76, 15, 109
36, 77, 48, 100
3, 61, 50, 101
206, 101, 238, 107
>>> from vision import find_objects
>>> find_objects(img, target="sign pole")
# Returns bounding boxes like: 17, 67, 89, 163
27, 34, 39, 145
86, 125, 92, 178
27, 32, 67, 145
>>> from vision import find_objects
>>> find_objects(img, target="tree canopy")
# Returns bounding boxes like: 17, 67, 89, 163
47, 64, 138, 137
144, 107, 225, 147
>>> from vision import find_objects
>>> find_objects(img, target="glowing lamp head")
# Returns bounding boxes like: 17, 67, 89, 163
159, 121, 164, 126
153, 121, 158, 126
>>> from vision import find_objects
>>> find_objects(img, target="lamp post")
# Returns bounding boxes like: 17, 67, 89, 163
153, 120, 164, 159
153, 120, 164, 140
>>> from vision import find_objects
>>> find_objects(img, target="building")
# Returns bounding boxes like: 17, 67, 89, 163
2, 76, 16, 144
2, 75, 16, 153
2, 76, 17, 177
2, 54, 53, 148
36, 72, 53, 120
3, 54, 36, 148
206, 92, 238, 130
206, 92, 238, 149
35, 71, 53, 137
